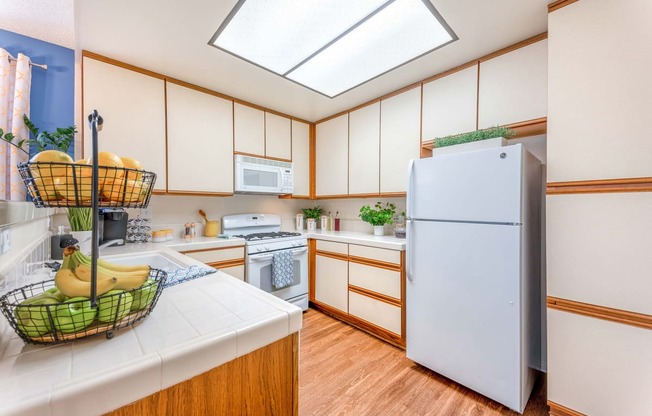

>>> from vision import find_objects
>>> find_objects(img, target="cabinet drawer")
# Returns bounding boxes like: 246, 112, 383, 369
548, 309, 652, 416
349, 245, 400, 265
349, 291, 401, 335
349, 262, 400, 299
220, 264, 245, 281
182, 247, 245, 265
315, 240, 348, 256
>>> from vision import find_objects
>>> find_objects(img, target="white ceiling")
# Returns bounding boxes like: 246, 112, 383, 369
5, 0, 550, 122
0, 0, 75, 49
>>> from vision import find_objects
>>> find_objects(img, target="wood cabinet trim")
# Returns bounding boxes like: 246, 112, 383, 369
309, 123, 316, 199
233, 150, 266, 158
548, 0, 580, 13
400, 251, 406, 341
313, 194, 352, 200
207, 259, 246, 269
315, 250, 349, 262
546, 177, 652, 195
308, 240, 316, 302
548, 400, 587, 416
379, 192, 407, 198
421, 117, 547, 150
349, 285, 401, 307
180, 246, 245, 254
81, 51, 310, 124
348, 256, 401, 271
547, 296, 652, 331
312, 33, 547, 126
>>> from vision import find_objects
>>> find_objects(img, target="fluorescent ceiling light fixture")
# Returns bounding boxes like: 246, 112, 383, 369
210, 0, 457, 98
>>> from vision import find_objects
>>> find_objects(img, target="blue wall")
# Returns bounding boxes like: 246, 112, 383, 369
0, 29, 75, 158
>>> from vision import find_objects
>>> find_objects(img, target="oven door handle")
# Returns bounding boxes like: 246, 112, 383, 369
249, 247, 308, 262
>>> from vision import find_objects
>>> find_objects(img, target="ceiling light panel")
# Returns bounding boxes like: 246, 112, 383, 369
211, 0, 391, 75
287, 0, 455, 97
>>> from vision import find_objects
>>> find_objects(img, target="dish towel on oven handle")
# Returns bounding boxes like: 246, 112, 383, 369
272, 250, 294, 289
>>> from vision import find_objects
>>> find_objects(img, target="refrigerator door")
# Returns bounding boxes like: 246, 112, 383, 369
406, 219, 523, 412
407, 144, 523, 224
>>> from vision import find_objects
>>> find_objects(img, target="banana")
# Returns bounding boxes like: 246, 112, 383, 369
74, 262, 148, 290
72, 250, 149, 274
54, 268, 117, 298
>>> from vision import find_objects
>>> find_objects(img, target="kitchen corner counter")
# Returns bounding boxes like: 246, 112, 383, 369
304, 230, 406, 250
0, 251, 300, 416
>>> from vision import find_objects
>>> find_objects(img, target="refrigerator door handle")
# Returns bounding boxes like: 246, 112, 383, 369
406, 219, 414, 281
406, 159, 415, 218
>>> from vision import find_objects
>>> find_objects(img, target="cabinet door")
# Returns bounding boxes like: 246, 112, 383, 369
166, 82, 233, 193
316, 114, 348, 197
234, 103, 265, 156
349, 291, 401, 336
291, 120, 310, 197
422, 65, 478, 141
265, 113, 291, 161
315, 254, 348, 313
478, 39, 548, 128
380, 87, 421, 194
349, 102, 380, 195
221, 264, 245, 281
82, 57, 167, 191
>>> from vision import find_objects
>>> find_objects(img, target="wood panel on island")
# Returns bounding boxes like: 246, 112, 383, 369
310, 240, 406, 348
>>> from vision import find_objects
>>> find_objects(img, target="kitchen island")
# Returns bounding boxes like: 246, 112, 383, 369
0, 243, 301, 416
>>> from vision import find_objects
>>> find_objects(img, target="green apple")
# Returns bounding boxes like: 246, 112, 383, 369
97, 290, 133, 323
53, 297, 97, 334
14, 296, 59, 337
130, 279, 158, 311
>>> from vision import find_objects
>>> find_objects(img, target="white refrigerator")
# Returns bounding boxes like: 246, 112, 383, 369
405, 144, 541, 413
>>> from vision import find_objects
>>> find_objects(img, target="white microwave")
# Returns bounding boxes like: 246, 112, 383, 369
234, 155, 293, 195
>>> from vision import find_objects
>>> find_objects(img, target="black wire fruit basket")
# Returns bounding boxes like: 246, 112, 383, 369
0, 269, 167, 345
18, 161, 156, 208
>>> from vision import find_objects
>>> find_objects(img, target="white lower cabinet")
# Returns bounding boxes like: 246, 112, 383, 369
348, 262, 400, 299
220, 264, 245, 281
349, 291, 401, 336
179, 247, 246, 282
547, 309, 652, 416
314, 254, 349, 313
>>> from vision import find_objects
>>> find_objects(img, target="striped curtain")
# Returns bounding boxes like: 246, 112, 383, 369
0, 48, 31, 201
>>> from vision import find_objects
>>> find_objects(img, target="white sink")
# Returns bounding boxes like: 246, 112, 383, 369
102, 252, 186, 270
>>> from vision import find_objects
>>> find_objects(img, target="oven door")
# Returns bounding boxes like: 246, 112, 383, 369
247, 247, 308, 308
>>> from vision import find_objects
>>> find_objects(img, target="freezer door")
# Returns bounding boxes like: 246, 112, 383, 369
407, 144, 523, 224
406, 220, 524, 412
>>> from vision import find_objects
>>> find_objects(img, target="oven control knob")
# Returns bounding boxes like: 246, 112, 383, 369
264, 245, 270, 251
256, 247, 263, 252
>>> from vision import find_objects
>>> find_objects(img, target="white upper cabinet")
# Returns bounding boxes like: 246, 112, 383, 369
349, 102, 380, 195
422, 65, 478, 141
82, 57, 167, 191
478, 39, 548, 128
380, 88, 422, 194
316, 114, 348, 197
291, 120, 310, 197
166, 82, 233, 194
234, 103, 265, 156
265, 113, 292, 161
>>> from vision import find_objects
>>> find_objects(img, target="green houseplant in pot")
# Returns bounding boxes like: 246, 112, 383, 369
359, 202, 396, 236
302, 206, 323, 231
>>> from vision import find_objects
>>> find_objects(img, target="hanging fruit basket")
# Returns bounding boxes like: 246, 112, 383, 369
0, 110, 166, 345
18, 161, 156, 208
0, 268, 166, 345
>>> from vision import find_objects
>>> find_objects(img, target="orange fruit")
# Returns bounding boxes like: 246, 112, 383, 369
29, 177, 59, 202
102, 178, 146, 203
87, 151, 124, 181
120, 157, 144, 180
29, 150, 74, 177
54, 176, 97, 202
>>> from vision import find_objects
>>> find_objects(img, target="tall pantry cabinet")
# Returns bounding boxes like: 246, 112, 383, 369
546, 1, 652, 415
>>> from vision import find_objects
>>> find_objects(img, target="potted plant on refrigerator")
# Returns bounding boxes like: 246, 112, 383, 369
359, 202, 396, 236
432, 125, 515, 155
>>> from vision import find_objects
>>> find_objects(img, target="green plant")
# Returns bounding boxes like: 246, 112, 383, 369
359, 202, 396, 226
434, 125, 515, 149
302, 206, 323, 220
68, 208, 93, 231
1, 116, 77, 154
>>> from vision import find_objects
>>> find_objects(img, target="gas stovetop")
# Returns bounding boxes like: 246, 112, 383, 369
234, 231, 302, 241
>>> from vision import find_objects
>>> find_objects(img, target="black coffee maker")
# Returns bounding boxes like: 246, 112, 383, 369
99, 208, 128, 245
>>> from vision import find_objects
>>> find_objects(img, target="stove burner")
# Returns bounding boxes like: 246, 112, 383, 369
234, 231, 302, 241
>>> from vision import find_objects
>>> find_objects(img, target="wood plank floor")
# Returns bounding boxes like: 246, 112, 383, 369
299, 309, 549, 416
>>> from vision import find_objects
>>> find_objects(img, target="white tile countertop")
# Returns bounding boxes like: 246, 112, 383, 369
304, 230, 406, 250
0, 244, 301, 416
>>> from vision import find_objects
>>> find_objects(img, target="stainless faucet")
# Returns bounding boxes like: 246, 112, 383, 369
84, 239, 125, 256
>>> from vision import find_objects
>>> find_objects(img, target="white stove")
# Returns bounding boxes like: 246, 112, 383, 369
222, 214, 308, 311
